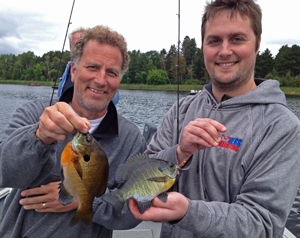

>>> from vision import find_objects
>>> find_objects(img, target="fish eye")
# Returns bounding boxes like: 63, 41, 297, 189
86, 136, 91, 143
83, 154, 90, 162
169, 163, 174, 168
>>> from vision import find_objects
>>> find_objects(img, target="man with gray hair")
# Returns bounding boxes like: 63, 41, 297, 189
57, 27, 120, 105
0, 25, 146, 238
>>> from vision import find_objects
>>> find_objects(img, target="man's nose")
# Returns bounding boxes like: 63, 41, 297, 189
94, 70, 107, 85
218, 41, 233, 57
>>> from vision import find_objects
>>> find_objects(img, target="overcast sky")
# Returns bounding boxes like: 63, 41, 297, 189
0, 0, 299, 58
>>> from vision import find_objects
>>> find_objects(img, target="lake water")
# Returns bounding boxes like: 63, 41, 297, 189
0, 84, 299, 237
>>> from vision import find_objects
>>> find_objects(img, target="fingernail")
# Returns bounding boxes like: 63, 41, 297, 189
82, 127, 88, 133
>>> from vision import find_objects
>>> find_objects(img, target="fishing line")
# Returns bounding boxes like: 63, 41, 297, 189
49, 0, 76, 106
176, 0, 180, 144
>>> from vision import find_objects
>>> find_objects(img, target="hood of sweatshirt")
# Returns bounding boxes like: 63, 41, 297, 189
203, 78, 287, 110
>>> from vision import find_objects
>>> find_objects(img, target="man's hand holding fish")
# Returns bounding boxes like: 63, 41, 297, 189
20, 182, 78, 212
36, 101, 91, 145
129, 192, 189, 222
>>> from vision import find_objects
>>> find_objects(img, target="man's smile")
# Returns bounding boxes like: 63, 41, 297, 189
216, 62, 238, 67
89, 87, 105, 94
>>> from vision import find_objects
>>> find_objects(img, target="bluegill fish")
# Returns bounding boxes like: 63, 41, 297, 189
102, 154, 179, 214
59, 131, 109, 226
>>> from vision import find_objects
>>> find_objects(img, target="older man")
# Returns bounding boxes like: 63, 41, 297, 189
57, 27, 120, 105
0, 25, 146, 238
129, 0, 300, 238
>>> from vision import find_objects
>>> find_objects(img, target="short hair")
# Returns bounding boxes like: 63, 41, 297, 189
71, 25, 130, 76
68, 27, 86, 46
201, 0, 262, 51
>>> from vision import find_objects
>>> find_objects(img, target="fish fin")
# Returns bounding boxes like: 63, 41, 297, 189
59, 183, 75, 206
61, 168, 65, 182
147, 176, 168, 182
136, 200, 152, 214
157, 192, 168, 203
126, 153, 149, 165
70, 208, 92, 227
116, 154, 149, 181
101, 191, 125, 214
73, 159, 83, 179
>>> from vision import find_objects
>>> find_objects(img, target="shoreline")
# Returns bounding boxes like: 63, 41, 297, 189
1, 81, 300, 96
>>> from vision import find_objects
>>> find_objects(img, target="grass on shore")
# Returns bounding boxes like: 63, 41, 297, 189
0, 80, 299, 96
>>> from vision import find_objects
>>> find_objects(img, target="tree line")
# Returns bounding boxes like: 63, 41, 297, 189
0, 36, 299, 86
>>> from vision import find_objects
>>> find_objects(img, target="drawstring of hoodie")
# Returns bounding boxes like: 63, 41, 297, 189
201, 96, 222, 200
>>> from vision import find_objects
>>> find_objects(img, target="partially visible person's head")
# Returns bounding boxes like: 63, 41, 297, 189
201, 0, 262, 51
71, 25, 130, 76
69, 27, 86, 50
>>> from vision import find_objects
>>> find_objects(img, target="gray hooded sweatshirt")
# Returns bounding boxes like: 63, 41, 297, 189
145, 79, 300, 238
0, 87, 146, 238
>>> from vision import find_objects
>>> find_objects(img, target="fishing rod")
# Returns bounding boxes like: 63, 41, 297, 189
176, 0, 180, 144
49, 0, 76, 106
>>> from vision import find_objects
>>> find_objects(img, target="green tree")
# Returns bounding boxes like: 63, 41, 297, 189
145, 51, 161, 70
170, 54, 186, 81
274, 45, 300, 77
194, 48, 207, 81
255, 48, 274, 78
12, 60, 22, 80
146, 59, 157, 71
146, 69, 168, 85
24, 68, 35, 81
182, 36, 192, 66
49, 69, 57, 80
34, 63, 43, 81
165, 45, 177, 78
20, 51, 36, 70
127, 50, 140, 83
289, 45, 300, 76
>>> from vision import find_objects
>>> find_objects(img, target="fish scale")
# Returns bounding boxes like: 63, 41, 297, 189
102, 154, 179, 214
59, 131, 109, 226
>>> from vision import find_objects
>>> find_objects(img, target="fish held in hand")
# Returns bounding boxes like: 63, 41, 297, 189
102, 154, 179, 214
59, 131, 109, 226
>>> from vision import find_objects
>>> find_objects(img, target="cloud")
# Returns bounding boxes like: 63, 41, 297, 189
0, 39, 20, 55
0, 9, 62, 56
0, 13, 22, 39
266, 39, 300, 46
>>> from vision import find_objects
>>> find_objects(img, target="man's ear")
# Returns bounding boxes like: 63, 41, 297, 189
71, 61, 76, 83
256, 37, 261, 54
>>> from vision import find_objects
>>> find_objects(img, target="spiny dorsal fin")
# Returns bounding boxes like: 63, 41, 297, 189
115, 153, 149, 183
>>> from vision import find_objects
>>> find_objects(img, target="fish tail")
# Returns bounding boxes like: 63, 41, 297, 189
70, 208, 92, 227
102, 191, 125, 214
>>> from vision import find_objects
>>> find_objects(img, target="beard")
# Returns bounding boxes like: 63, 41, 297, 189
210, 61, 255, 92
73, 87, 110, 112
